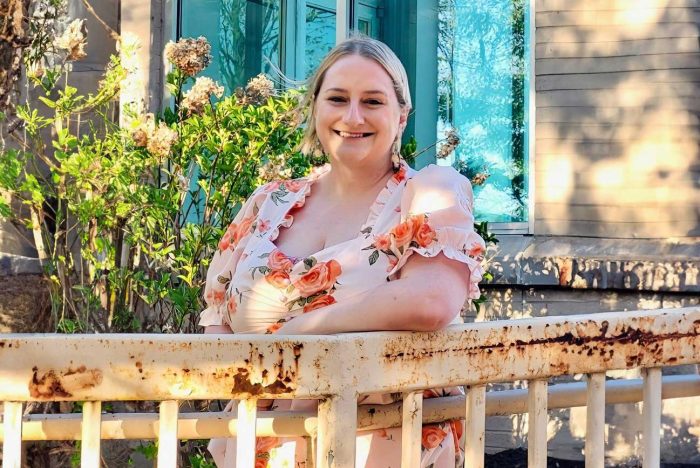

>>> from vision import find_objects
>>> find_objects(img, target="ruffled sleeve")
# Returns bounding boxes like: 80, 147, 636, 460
387, 164, 486, 300
199, 186, 266, 327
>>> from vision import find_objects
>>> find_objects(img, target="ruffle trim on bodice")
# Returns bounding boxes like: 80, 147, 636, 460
361, 162, 414, 233
387, 225, 486, 300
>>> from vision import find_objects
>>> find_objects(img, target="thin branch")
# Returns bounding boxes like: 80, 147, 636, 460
80, 0, 120, 42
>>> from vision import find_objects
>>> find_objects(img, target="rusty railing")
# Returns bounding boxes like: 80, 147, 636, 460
1, 306, 699, 467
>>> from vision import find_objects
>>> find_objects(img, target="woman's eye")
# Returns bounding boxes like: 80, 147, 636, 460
328, 96, 346, 103
366, 99, 383, 106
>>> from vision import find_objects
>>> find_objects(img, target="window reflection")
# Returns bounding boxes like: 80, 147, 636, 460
438, 0, 529, 223
180, 0, 282, 93
305, 5, 336, 78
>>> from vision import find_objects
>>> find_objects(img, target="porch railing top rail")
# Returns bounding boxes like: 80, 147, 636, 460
0, 306, 697, 402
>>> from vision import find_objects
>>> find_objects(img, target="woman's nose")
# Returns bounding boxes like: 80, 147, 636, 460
342, 101, 365, 126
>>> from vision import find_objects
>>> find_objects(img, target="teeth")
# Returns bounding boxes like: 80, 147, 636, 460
338, 131, 366, 138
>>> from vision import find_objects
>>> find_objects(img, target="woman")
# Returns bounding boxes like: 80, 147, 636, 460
201, 35, 485, 467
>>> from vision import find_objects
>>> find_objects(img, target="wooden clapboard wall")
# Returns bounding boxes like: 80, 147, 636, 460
534, 0, 700, 238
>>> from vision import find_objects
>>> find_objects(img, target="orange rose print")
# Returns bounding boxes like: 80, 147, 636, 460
267, 249, 293, 272
391, 220, 415, 249
206, 289, 225, 305
421, 424, 448, 450
303, 294, 336, 312
257, 219, 270, 233
226, 295, 237, 314
235, 216, 255, 243
449, 419, 464, 454
374, 233, 391, 251
255, 436, 281, 453
414, 221, 437, 248
393, 164, 407, 183
254, 458, 267, 468
264, 181, 281, 193
468, 242, 484, 258
265, 270, 291, 289
284, 179, 306, 193
218, 222, 238, 251
386, 256, 398, 272
266, 322, 283, 334
294, 260, 342, 297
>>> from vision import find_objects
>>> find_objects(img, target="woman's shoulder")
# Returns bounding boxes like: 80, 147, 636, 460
407, 163, 473, 198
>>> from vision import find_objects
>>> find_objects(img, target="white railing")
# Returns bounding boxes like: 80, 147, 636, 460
1, 306, 699, 467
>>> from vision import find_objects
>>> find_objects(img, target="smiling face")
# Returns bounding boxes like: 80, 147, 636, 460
314, 54, 407, 169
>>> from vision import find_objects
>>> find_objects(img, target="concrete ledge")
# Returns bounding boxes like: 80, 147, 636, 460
487, 236, 699, 292
0, 254, 43, 276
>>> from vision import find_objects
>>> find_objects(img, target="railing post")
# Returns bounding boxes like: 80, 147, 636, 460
316, 392, 357, 468
157, 400, 179, 467
236, 399, 258, 468
401, 391, 423, 468
643, 368, 662, 468
527, 379, 548, 468
2, 402, 23, 468
585, 373, 605, 468
464, 385, 486, 468
81, 401, 102, 468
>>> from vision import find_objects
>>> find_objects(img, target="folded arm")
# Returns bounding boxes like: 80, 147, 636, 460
275, 252, 471, 335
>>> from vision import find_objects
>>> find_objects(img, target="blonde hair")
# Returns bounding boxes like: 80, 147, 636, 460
297, 34, 412, 156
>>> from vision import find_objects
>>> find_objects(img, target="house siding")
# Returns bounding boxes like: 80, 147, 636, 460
534, 0, 700, 238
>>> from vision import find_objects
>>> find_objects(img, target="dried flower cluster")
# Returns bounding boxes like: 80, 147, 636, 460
258, 153, 292, 182
181, 77, 224, 115
54, 19, 88, 61
242, 74, 274, 105
471, 172, 490, 186
131, 114, 179, 159
164, 37, 211, 76
436, 128, 460, 159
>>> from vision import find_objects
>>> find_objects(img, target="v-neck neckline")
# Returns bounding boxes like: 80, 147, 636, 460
268, 161, 412, 259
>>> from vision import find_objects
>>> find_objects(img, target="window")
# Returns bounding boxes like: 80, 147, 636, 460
179, 0, 283, 93
437, 0, 531, 227
176, 0, 532, 230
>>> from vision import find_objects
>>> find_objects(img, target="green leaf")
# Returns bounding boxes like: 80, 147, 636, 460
368, 250, 379, 266
38, 96, 56, 109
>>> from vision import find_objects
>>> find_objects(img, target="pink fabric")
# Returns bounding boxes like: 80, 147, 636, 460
201, 162, 485, 467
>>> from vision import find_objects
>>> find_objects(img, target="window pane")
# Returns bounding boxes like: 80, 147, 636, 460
437, 0, 530, 223
180, 0, 282, 92
305, 5, 336, 78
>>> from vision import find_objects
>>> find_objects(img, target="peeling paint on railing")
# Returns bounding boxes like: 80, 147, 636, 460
0, 307, 698, 468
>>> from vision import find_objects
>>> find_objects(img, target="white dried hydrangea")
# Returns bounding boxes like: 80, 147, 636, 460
181, 76, 224, 115
147, 122, 179, 159
436, 128, 460, 159
164, 37, 211, 77
130, 114, 178, 159
244, 74, 274, 104
55, 19, 87, 61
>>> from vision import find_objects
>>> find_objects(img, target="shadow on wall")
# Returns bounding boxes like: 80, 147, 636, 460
535, 1, 700, 238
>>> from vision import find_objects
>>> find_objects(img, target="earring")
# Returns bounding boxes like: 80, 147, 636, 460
313, 136, 325, 161
391, 135, 402, 172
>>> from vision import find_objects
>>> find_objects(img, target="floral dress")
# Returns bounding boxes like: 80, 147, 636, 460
200, 161, 486, 468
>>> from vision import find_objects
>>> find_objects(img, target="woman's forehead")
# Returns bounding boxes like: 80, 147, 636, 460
320, 55, 394, 93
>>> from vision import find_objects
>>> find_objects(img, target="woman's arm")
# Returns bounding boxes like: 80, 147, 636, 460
275, 253, 471, 335
204, 324, 233, 334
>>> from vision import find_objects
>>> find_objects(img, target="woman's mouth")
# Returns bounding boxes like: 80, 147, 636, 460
333, 129, 373, 138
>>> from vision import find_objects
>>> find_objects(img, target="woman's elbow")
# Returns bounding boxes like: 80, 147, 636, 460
413, 290, 462, 331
